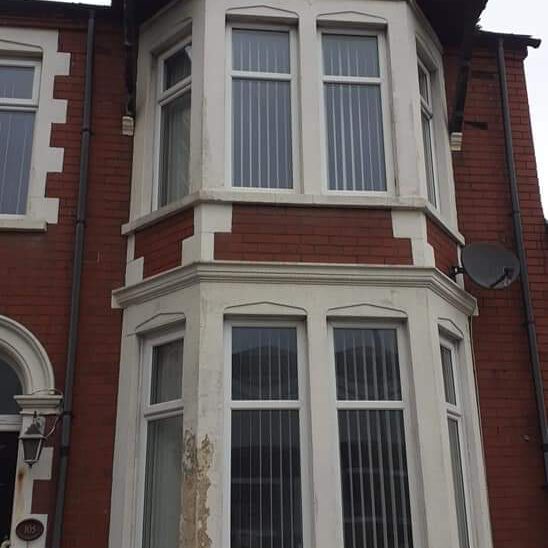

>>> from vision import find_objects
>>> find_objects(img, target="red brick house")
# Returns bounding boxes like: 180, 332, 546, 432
0, 1, 547, 548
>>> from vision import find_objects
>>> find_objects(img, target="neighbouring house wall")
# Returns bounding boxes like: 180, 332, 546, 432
446, 41, 548, 547
0, 7, 132, 548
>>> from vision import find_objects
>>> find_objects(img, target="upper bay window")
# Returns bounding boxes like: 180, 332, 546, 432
230, 27, 297, 189
321, 32, 388, 192
0, 60, 40, 215
418, 59, 438, 208
156, 42, 192, 208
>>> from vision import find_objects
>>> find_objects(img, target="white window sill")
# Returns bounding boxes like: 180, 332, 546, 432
0, 216, 48, 232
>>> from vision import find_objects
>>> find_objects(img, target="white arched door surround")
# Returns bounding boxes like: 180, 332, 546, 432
0, 315, 62, 548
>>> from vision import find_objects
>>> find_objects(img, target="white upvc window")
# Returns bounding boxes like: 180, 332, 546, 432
418, 58, 438, 208
155, 40, 192, 209
137, 331, 184, 548
0, 59, 41, 215
224, 321, 311, 548
440, 341, 472, 548
227, 25, 299, 190
320, 31, 390, 193
330, 323, 415, 548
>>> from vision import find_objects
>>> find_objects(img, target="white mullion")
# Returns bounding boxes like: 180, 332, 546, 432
324, 75, 381, 86
144, 401, 184, 421
337, 400, 405, 411
159, 78, 192, 105
232, 70, 290, 82
231, 399, 301, 410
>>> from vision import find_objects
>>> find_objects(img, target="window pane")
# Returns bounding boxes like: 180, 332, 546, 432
323, 35, 379, 78
0, 65, 34, 100
142, 415, 183, 548
159, 91, 191, 206
325, 83, 386, 191
421, 111, 436, 207
164, 45, 192, 90
233, 30, 290, 73
440, 346, 457, 406
231, 409, 302, 548
339, 410, 413, 548
232, 79, 293, 189
0, 358, 22, 414
151, 339, 183, 405
334, 329, 401, 401
0, 432, 18, 541
418, 64, 429, 104
0, 110, 34, 214
448, 418, 470, 548
232, 327, 298, 401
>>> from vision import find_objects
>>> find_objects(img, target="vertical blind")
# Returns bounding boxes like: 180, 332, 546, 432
158, 45, 191, 207
335, 328, 413, 548
232, 29, 293, 189
143, 339, 184, 548
231, 326, 303, 548
323, 35, 386, 192
0, 65, 36, 215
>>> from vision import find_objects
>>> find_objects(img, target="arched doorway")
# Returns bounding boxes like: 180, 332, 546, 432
0, 356, 23, 543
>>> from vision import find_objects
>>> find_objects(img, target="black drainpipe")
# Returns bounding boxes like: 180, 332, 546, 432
51, 10, 96, 548
497, 37, 548, 486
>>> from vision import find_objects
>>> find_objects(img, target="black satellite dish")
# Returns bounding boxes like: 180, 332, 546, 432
451, 242, 520, 289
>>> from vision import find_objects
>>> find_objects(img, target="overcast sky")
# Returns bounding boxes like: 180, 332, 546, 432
480, 0, 548, 216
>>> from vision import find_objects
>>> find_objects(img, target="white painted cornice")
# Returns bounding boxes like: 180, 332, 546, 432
112, 262, 477, 315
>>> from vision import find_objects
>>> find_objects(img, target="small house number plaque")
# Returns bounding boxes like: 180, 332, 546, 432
15, 519, 44, 542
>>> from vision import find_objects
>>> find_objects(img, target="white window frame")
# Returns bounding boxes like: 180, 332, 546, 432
318, 29, 394, 196
134, 328, 185, 548
439, 336, 474, 548
225, 23, 301, 193
0, 58, 41, 216
418, 57, 439, 209
327, 320, 419, 548
222, 318, 312, 548
152, 38, 192, 211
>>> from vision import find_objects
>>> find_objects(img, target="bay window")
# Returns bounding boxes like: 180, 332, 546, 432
333, 326, 413, 548
0, 60, 40, 215
227, 323, 306, 548
418, 59, 438, 208
321, 33, 387, 192
440, 342, 471, 548
156, 42, 192, 208
139, 334, 184, 548
230, 27, 296, 189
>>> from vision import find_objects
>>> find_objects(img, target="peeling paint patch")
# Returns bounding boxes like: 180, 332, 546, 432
182, 430, 213, 548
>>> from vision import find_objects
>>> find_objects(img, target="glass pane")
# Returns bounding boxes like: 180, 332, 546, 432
232, 327, 298, 401
159, 91, 191, 207
231, 409, 302, 548
0, 111, 34, 214
233, 30, 290, 74
448, 418, 470, 548
323, 35, 379, 78
151, 339, 183, 405
0, 432, 18, 541
0, 65, 34, 100
142, 415, 183, 548
164, 45, 192, 90
418, 64, 430, 104
421, 111, 436, 207
0, 358, 22, 414
334, 329, 401, 401
440, 346, 457, 406
232, 79, 293, 189
338, 409, 413, 548
325, 83, 386, 191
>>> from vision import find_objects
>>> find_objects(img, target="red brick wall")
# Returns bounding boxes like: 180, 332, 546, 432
426, 218, 459, 276
0, 10, 131, 548
447, 43, 548, 546
134, 208, 194, 278
215, 205, 413, 265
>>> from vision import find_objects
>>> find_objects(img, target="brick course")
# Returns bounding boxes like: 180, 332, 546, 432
215, 205, 413, 265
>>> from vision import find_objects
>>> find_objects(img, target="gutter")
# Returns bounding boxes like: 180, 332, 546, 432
497, 37, 548, 486
51, 10, 96, 548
